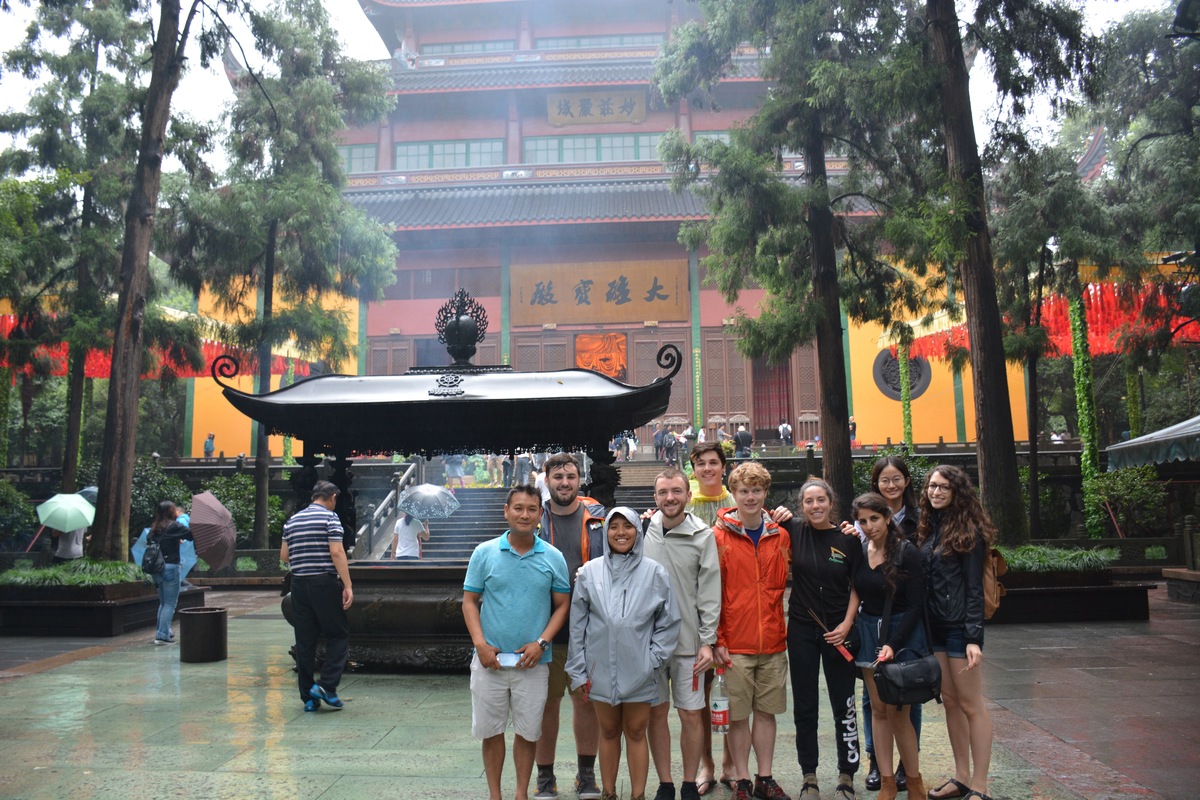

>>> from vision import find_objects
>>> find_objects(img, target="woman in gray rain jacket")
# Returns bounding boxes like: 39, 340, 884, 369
567, 507, 681, 800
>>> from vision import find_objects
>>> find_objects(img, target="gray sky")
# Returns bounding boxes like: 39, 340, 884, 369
0, 0, 1173, 165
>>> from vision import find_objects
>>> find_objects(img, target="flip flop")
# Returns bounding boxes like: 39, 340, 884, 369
962, 792, 993, 800
719, 777, 737, 791
928, 778, 971, 799
696, 778, 716, 796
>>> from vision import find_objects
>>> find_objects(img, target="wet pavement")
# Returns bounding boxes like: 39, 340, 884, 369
0, 585, 1195, 800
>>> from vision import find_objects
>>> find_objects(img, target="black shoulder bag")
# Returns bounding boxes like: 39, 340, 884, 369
873, 541, 942, 707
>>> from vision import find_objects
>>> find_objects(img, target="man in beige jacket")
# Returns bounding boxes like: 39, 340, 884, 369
644, 468, 722, 800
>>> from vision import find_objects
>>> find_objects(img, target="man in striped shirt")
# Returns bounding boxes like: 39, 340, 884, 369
281, 480, 354, 712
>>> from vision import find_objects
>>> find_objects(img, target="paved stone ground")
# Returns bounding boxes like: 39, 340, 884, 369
0, 585, 1195, 800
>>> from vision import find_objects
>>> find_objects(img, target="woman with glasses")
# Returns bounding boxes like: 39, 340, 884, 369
918, 466, 995, 800
861, 457, 923, 792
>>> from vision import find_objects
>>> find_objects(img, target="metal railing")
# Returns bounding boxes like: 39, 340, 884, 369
353, 461, 422, 559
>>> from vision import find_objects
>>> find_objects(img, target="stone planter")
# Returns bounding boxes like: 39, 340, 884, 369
989, 569, 1149, 625
1001, 568, 1112, 589
0, 583, 207, 637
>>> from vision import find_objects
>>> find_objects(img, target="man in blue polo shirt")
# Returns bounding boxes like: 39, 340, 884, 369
464, 485, 571, 800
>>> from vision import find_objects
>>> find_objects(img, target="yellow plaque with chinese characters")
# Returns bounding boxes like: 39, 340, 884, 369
511, 261, 688, 326
546, 91, 647, 126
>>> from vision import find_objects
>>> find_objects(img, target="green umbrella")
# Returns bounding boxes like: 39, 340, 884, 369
36, 493, 96, 533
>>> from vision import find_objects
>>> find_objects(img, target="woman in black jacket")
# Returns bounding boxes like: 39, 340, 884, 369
861, 457, 923, 791
149, 501, 193, 646
918, 466, 994, 800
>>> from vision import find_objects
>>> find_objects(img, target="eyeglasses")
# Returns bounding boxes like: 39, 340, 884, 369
927, 482, 952, 495
877, 477, 907, 487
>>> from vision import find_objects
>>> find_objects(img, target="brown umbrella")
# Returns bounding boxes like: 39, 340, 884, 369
189, 491, 237, 572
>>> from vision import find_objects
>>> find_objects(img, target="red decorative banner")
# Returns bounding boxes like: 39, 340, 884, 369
0, 316, 309, 380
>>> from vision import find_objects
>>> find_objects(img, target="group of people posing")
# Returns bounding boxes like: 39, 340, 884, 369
464, 445, 998, 800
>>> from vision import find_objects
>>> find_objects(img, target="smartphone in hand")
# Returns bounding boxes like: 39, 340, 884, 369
496, 652, 521, 668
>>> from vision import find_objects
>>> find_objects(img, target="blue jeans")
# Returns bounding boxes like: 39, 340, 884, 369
153, 563, 181, 641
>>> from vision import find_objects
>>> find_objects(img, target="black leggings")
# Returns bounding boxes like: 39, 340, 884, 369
787, 621, 861, 775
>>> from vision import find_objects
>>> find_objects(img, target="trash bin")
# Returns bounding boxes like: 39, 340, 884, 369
179, 607, 227, 663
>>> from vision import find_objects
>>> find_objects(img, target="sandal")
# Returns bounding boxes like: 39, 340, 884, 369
962, 793, 994, 800
928, 779, 971, 799
695, 779, 716, 797
719, 777, 737, 792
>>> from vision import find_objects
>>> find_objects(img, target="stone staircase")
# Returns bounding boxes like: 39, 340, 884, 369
417, 481, 659, 563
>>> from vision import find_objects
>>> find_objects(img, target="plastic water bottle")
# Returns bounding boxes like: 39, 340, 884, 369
710, 667, 730, 734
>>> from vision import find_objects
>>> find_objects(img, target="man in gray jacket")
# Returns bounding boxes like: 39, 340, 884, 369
644, 468, 722, 800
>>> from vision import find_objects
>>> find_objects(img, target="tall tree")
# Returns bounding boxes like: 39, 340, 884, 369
0, 0, 151, 491
163, 0, 397, 548
91, 0, 242, 560
923, 0, 1096, 539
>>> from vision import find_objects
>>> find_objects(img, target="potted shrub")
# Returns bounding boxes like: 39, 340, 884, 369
0, 558, 206, 636
989, 544, 1147, 624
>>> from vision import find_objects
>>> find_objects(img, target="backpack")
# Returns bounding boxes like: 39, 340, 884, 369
983, 547, 1007, 619
141, 533, 166, 575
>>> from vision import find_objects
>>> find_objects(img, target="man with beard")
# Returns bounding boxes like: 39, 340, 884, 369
534, 453, 608, 800
645, 468, 721, 800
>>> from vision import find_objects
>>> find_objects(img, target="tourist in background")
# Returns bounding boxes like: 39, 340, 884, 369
784, 478, 861, 800
148, 501, 193, 646
567, 507, 680, 800
919, 465, 995, 800
850, 493, 927, 800
391, 512, 430, 560
281, 481, 353, 712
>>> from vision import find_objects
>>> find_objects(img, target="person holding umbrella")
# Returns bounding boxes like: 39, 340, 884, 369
148, 501, 194, 646
392, 513, 430, 560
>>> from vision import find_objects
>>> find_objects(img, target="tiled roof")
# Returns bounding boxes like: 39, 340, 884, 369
345, 178, 709, 230
344, 174, 877, 231
390, 57, 763, 94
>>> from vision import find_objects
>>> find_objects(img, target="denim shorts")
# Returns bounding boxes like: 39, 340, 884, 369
928, 624, 968, 659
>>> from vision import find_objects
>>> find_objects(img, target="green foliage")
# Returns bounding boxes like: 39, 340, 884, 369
200, 473, 285, 548
79, 455, 190, 538
997, 544, 1119, 573
0, 558, 144, 586
1017, 465, 1072, 536
1143, 544, 1167, 561
0, 479, 37, 548
1082, 465, 1168, 539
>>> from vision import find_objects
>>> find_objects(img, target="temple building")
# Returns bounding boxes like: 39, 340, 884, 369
187, 0, 1030, 455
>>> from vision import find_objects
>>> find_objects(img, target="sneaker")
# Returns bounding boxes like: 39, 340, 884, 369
309, 683, 344, 710
576, 772, 602, 800
303, 698, 321, 712
534, 772, 558, 800
753, 776, 791, 800
734, 780, 754, 800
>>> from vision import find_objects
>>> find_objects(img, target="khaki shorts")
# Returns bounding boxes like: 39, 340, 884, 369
655, 653, 707, 711
727, 651, 788, 721
470, 652, 549, 741
547, 644, 570, 698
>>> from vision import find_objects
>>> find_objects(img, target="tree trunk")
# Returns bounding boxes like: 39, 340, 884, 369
927, 0, 1028, 543
1026, 352, 1040, 538
62, 177, 100, 494
253, 218, 278, 550
805, 120, 854, 519
91, 0, 189, 560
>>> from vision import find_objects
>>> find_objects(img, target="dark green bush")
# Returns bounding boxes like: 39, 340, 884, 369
0, 558, 144, 586
0, 479, 37, 549
997, 544, 1119, 572
1082, 466, 1167, 538
78, 456, 190, 536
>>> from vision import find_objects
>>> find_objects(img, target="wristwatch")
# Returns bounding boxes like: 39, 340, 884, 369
537, 638, 551, 651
